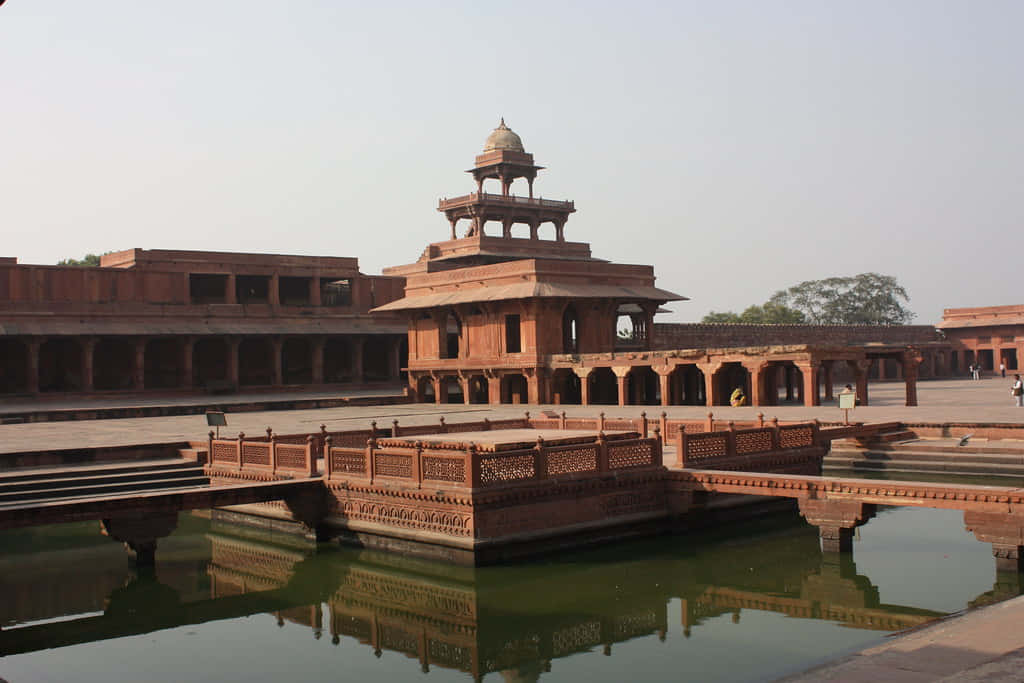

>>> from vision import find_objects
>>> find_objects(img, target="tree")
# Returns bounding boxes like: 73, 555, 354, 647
701, 302, 806, 324
57, 253, 102, 267
768, 273, 914, 325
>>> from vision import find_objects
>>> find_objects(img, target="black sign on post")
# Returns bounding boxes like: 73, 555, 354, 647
206, 411, 227, 438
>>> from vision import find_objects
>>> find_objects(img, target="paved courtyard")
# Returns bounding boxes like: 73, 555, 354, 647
2, 378, 1023, 455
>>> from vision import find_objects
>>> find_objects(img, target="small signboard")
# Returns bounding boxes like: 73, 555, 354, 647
206, 411, 227, 438
838, 392, 856, 410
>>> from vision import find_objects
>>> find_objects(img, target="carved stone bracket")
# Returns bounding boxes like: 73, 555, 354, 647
101, 512, 180, 567
798, 499, 877, 553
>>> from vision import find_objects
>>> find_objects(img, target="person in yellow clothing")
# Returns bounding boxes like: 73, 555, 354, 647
730, 387, 746, 407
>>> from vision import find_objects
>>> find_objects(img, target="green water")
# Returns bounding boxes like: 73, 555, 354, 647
0, 507, 1019, 683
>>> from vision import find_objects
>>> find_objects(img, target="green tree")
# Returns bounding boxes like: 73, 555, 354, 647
701, 302, 806, 324
57, 253, 102, 267
768, 273, 914, 325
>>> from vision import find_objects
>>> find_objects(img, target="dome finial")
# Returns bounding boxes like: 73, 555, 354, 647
499, 116, 506, 128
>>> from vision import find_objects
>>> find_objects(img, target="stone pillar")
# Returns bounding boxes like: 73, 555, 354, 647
272, 337, 284, 387
742, 363, 763, 406
269, 274, 280, 306
877, 358, 887, 380
784, 366, 794, 402
434, 377, 444, 405
81, 337, 97, 393
612, 367, 630, 406
133, 338, 146, 390
795, 361, 820, 407
311, 336, 325, 385
656, 368, 672, 407
227, 337, 240, 388
798, 499, 876, 553
526, 371, 540, 405
182, 337, 195, 389
849, 359, 870, 407
574, 367, 593, 406
310, 275, 322, 307
903, 351, 922, 407
459, 375, 471, 405
390, 338, 403, 379
352, 336, 365, 384
487, 373, 501, 404
822, 361, 833, 401
225, 274, 237, 304
26, 337, 41, 394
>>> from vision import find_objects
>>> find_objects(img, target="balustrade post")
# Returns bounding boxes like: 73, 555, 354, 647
770, 417, 781, 450
411, 439, 422, 485
367, 438, 377, 484
757, 412, 764, 428
371, 421, 378, 440
306, 435, 316, 477
597, 432, 609, 472
726, 421, 737, 458
392, 419, 399, 438
599, 412, 606, 431
323, 436, 332, 478
467, 443, 481, 488
676, 425, 687, 468
641, 412, 648, 438
811, 419, 821, 447
660, 412, 668, 442
535, 436, 548, 480
237, 432, 245, 471
653, 425, 663, 456
705, 412, 714, 432
320, 424, 327, 455
207, 431, 214, 467
271, 433, 279, 475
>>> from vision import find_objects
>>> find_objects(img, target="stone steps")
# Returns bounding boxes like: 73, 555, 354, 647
0, 460, 208, 508
827, 438, 1024, 479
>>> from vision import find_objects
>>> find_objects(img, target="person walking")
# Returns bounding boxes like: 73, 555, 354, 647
1013, 374, 1023, 407
972, 363, 981, 380
1000, 361, 1006, 378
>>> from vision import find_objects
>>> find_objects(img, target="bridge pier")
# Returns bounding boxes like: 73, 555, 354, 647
964, 511, 1024, 574
797, 500, 876, 554
101, 513, 179, 568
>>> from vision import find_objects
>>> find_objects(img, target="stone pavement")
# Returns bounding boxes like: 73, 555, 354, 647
782, 594, 1024, 682
2, 378, 1024, 455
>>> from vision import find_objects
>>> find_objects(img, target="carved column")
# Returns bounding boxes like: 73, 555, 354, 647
656, 367, 672, 406
272, 337, 284, 387
352, 336, 365, 384
226, 337, 240, 388
822, 361, 833, 401
81, 337, 97, 393
742, 362, 763, 406
133, 338, 146, 391
487, 371, 501, 404
795, 361, 820, 407
847, 359, 870, 407
26, 337, 41, 394
311, 336, 325, 385
390, 338, 403, 379
526, 370, 540, 405
225, 274, 237, 304
574, 367, 593, 406
697, 362, 719, 407
612, 366, 630, 406
459, 374, 471, 405
434, 376, 446, 405
903, 350, 922, 407
798, 499, 876, 553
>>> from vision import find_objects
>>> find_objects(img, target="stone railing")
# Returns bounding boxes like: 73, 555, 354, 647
438, 192, 574, 210
207, 432, 317, 478
676, 419, 820, 468
324, 432, 660, 489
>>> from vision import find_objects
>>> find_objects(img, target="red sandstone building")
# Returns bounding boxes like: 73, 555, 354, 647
376, 122, 951, 408
938, 304, 1024, 374
0, 249, 407, 396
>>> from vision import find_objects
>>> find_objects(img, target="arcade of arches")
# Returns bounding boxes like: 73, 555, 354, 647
0, 334, 407, 395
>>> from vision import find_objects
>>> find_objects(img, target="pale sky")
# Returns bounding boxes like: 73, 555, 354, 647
2, 1, 1021, 324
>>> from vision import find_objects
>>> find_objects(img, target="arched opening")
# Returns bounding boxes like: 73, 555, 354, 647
589, 367, 618, 405
282, 338, 312, 385
238, 338, 274, 386
193, 338, 228, 388
509, 223, 531, 240
0, 339, 29, 393
626, 366, 659, 405
668, 364, 705, 406
324, 337, 353, 383
536, 222, 556, 241
467, 374, 489, 404
614, 309, 646, 350
416, 376, 436, 403
442, 376, 463, 404
93, 338, 134, 390
713, 362, 751, 407
562, 305, 581, 354
39, 338, 83, 392
551, 368, 581, 405
500, 374, 528, 404
443, 311, 462, 359
363, 339, 390, 381
144, 338, 182, 389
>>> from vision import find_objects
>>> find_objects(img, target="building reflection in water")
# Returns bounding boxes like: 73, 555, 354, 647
1, 513, 1019, 681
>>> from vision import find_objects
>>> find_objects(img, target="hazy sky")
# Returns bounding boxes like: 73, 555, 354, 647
3, 1, 1021, 324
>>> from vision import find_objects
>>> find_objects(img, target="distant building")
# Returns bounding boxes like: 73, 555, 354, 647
0, 249, 407, 396
938, 304, 1024, 374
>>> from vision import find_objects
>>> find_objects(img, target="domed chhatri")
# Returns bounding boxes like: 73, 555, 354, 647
483, 118, 524, 153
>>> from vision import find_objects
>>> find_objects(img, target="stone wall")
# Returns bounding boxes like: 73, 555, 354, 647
653, 323, 944, 350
